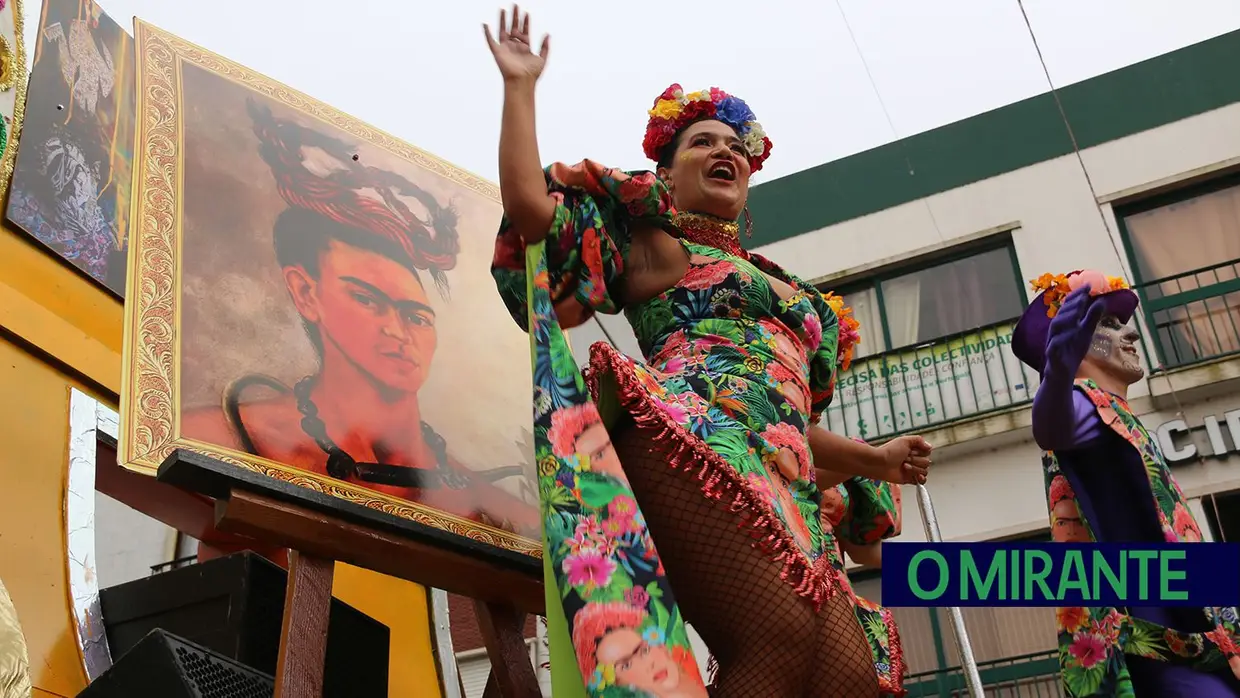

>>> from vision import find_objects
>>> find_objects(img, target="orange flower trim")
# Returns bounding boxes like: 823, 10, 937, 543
823, 291, 862, 372
1030, 272, 1130, 319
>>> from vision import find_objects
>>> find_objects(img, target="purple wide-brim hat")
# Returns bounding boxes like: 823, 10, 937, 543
1011, 286, 1139, 374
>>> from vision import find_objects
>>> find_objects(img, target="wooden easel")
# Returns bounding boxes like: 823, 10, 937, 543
162, 450, 544, 698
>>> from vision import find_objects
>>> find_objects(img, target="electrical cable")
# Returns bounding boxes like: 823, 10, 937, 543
1015, 0, 1194, 441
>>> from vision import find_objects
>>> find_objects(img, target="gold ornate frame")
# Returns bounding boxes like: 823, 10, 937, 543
0, 0, 29, 198
120, 20, 540, 561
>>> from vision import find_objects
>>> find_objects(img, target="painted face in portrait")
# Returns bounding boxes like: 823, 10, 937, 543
1080, 314, 1144, 386
285, 238, 438, 395
596, 627, 683, 696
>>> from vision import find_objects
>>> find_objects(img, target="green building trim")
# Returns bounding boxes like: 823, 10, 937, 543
748, 29, 1240, 246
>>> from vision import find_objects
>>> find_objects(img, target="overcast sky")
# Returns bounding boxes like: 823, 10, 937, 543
37, 0, 1240, 186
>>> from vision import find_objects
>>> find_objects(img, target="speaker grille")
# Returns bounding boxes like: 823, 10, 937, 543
170, 640, 274, 698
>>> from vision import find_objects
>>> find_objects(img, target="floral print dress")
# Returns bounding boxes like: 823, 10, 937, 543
1044, 379, 1240, 697
821, 477, 907, 696
492, 160, 903, 697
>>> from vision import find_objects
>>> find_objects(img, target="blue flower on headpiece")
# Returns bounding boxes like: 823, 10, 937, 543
716, 96, 756, 134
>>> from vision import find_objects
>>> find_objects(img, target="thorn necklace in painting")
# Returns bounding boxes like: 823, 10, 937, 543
293, 377, 470, 490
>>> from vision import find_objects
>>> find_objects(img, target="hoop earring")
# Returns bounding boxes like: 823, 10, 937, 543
744, 207, 753, 239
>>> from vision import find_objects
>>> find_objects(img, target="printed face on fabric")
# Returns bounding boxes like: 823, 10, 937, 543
1048, 475, 1090, 543
521, 237, 709, 697
1082, 314, 1144, 386
572, 599, 698, 697
595, 627, 684, 694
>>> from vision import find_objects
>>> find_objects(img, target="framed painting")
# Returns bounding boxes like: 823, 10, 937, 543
120, 20, 541, 572
6, 0, 133, 296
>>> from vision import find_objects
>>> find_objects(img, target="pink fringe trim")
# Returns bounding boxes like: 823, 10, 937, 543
881, 609, 909, 696
586, 343, 841, 610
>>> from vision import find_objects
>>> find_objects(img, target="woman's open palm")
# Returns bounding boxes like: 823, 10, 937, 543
483, 5, 550, 82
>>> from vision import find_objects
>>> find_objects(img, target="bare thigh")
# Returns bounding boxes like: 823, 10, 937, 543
612, 421, 880, 698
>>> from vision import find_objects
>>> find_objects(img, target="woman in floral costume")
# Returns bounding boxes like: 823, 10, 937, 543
484, 7, 931, 697
1012, 270, 1240, 697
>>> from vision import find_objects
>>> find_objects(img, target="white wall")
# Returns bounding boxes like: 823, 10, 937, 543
94, 492, 178, 590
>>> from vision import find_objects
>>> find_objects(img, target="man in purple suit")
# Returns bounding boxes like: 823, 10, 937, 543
1012, 269, 1240, 697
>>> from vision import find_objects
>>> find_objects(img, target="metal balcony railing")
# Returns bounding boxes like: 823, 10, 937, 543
148, 555, 198, 575
1135, 257, 1240, 370
820, 319, 1040, 442
905, 650, 1063, 698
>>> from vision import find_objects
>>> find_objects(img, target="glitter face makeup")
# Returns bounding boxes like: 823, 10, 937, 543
1088, 333, 1113, 361
1083, 314, 1144, 383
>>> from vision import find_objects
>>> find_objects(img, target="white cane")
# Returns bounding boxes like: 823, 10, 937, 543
916, 484, 986, 697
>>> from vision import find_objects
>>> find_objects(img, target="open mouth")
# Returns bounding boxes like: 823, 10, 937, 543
1121, 345, 1138, 356
653, 669, 669, 683
707, 161, 736, 182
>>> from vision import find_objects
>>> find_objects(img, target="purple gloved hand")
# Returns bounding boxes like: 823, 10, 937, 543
1044, 286, 1105, 375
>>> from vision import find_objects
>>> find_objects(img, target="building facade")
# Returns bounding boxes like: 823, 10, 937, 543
567, 27, 1240, 696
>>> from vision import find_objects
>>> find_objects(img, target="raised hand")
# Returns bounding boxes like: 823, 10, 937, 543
1045, 286, 1105, 375
879, 434, 932, 485
483, 5, 550, 83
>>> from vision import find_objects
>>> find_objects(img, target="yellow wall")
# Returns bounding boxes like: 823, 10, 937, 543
0, 225, 443, 697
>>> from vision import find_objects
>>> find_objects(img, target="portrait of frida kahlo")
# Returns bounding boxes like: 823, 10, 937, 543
180, 99, 539, 539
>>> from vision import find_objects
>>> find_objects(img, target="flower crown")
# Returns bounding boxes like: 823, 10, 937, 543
822, 291, 862, 371
642, 84, 773, 173
1030, 270, 1130, 319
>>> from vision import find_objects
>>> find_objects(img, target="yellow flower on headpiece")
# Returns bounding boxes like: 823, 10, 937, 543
684, 90, 710, 103
822, 291, 863, 372
649, 98, 684, 120
1030, 270, 1130, 320
1030, 273, 1054, 293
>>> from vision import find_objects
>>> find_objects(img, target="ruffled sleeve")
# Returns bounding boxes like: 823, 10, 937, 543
491, 160, 675, 331
836, 477, 903, 546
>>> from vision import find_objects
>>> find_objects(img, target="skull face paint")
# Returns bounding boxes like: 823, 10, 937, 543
1088, 333, 1114, 361
1083, 314, 1144, 384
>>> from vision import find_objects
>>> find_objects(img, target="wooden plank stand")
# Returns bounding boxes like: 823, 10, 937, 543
160, 450, 544, 698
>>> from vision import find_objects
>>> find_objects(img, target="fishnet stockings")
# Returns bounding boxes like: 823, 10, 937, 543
613, 421, 881, 698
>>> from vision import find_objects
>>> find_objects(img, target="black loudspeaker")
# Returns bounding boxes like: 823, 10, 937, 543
78, 628, 274, 697
99, 552, 388, 697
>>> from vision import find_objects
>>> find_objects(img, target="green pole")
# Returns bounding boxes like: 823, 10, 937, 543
927, 608, 952, 697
